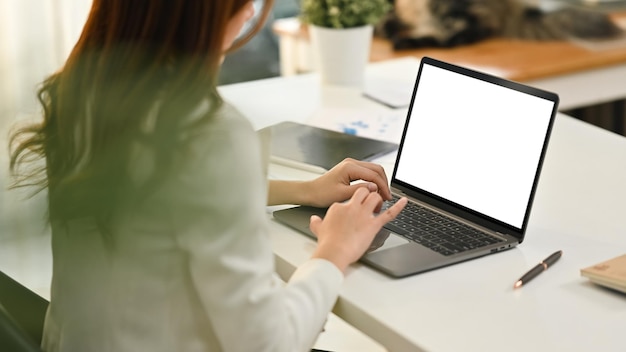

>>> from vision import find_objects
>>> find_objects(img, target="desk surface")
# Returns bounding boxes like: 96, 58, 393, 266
219, 59, 626, 352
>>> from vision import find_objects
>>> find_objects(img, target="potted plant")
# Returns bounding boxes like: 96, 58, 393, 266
300, 0, 391, 87
300, 0, 391, 29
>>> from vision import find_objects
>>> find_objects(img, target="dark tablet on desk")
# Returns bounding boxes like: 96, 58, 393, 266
259, 121, 398, 171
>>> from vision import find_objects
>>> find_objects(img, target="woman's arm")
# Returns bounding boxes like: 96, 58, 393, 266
267, 179, 312, 206
267, 158, 393, 207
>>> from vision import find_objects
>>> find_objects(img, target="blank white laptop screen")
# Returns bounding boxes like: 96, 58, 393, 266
395, 63, 555, 229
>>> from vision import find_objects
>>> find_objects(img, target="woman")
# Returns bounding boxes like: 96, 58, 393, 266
9, 1, 406, 351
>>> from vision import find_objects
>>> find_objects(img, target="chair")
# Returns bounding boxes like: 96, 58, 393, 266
0, 270, 48, 351
0, 304, 42, 352
218, 0, 301, 84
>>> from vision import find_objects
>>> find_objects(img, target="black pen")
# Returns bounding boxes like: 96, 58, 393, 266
513, 250, 562, 289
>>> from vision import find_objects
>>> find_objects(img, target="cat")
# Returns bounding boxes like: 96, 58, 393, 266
376, 0, 624, 49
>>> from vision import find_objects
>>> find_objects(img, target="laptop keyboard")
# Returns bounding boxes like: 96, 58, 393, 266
382, 196, 504, 256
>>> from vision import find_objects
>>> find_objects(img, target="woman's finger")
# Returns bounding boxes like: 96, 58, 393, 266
343, 161, 392, 200
349, 186, 371, 204
362, 191, 384, 212
376, 197, 407, 226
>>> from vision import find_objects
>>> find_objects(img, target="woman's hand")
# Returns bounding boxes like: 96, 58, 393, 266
306, 158, 392, 208
267, 158, 392, 207
310, 188, 407, 273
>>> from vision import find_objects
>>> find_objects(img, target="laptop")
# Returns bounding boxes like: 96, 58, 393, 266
273, 57, 559, 277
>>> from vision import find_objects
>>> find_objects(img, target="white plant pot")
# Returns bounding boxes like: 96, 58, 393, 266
309, 24, 373, 88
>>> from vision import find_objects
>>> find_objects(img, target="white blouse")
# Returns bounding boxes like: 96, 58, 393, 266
42, 102, 344, 352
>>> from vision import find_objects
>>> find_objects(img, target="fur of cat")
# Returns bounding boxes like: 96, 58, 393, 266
376, 0, 624, 49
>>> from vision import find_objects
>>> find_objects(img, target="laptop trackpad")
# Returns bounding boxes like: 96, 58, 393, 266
273, 206, 412, 254
366, 229, 410, 253
362, 228, 445, 277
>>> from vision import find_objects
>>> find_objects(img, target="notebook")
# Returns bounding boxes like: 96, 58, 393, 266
273, 57, 559, 277
259, 121, 398, 172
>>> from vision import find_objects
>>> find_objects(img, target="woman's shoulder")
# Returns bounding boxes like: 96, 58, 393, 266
173, 98, 265, 177
184, 99, 256, 145
156, 98, 267, 213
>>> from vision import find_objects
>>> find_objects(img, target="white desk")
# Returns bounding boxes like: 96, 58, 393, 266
219, 59, 626, 352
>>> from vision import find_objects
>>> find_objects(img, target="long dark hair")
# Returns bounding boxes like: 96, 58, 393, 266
9, 0, 272, 228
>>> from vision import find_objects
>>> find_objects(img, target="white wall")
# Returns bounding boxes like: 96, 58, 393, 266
0, 0, 91, 124
0, 0, 91, 296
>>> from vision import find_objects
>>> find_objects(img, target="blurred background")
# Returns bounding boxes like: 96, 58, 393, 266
0, 0, 301, 137
3, 0, 626, 139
